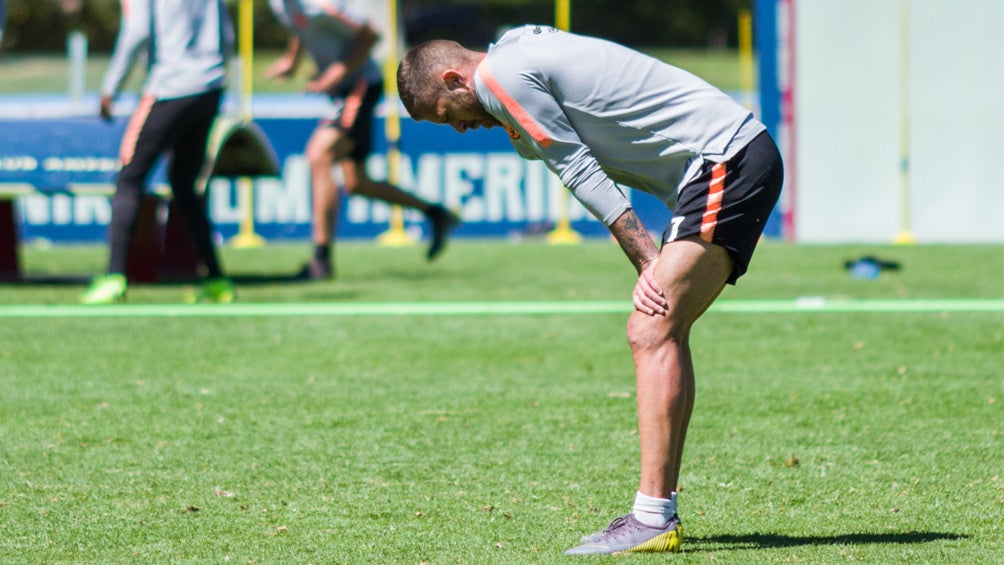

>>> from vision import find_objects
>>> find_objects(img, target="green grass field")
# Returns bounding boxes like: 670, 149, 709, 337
1, 241, 1002, 563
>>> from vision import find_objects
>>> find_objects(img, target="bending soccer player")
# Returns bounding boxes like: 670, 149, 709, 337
266, 0, 460, 280
397, 26, 783, 555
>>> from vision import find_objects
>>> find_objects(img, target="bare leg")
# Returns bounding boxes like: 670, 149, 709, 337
304, 126, 341, 246
304, 126, 458, 268
340, 156, 459, 262
340, 159, 430, 211
627, 236, 733, 498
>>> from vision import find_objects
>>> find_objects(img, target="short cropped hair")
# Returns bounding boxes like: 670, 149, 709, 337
397, 39, 474, 118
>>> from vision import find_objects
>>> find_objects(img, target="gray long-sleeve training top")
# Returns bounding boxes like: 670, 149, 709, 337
102, 0, 233, 100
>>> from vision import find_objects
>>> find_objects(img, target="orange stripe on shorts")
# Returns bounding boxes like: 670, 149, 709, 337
119, 95, 155, 166
700, 162, 726, 243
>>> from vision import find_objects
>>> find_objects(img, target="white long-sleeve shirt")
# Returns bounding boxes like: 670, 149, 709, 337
474, 25, 764, 225
102, 0, 232, 100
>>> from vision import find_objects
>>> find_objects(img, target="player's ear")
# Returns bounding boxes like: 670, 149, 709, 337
442, 69, 466, 90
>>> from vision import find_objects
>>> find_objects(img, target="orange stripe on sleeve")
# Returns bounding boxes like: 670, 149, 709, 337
700, 162, 726, 243
475, 63, 552, 148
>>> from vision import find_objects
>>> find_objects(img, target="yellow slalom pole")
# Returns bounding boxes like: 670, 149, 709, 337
893, 0, 915, 245
229, 0, 266, 248
555, 0, 570, 31
738, 9, 754, 110
238, 0, 253, 123
546, 0, 582, 245
377, 0, 414, 246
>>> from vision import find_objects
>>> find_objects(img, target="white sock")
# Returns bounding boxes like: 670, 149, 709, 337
631, 490, 677, 528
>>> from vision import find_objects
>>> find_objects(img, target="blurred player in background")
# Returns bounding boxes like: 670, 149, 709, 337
398, 26, 783, 555
82, 0, 234, 304
266, 0, 460, 280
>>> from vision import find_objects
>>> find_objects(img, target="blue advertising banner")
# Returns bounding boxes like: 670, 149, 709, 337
0, 95, 778, 244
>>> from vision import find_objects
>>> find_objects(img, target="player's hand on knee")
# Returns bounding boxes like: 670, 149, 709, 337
633, 259, 667, 316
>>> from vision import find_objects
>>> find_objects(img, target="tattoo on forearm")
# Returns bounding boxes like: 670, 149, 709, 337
610, 212, 660, 272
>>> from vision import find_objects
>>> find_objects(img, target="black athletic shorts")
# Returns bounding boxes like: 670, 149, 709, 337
323, 79, 383, 163
662, 130, 784, 284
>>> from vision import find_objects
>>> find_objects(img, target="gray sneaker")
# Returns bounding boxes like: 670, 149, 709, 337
565, 514, 682, 555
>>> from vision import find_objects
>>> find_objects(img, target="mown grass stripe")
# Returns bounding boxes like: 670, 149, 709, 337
0, 298, 1000, 318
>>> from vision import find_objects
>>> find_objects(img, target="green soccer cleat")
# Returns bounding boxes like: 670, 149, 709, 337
185, 277, 236, 304
80, 273, 127, 305
565, 514, 682, 555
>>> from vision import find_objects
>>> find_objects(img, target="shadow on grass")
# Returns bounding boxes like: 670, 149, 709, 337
12, 272, 311, 286
12, 274, 93, 285
691, 531, 967, 551
6, 273, 359, 301
13, 265, 447, 287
